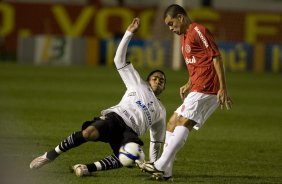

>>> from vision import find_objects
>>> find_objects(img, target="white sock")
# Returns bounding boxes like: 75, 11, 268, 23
94, 161, 102, 170
163, 131, 174, 177
155, 126, 189, 171
164, 131, 173, 149
55, 146, 63, 154
163, 152, 176, 177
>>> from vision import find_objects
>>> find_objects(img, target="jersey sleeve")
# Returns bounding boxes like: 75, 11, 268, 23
114, 30, 133, 69
149, 116, 166, 162
195, 25, 220, 57
193, 24, 220, 58
114, 30, 143, 88
204, 28, 220, 57
117, 63, 143, 88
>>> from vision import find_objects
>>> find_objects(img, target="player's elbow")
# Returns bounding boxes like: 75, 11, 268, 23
114, 57, 125, 69
113, 56, 119, 64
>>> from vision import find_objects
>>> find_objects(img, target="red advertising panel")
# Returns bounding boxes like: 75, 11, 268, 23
1, 2, 282, 72
1, 2, 282, 52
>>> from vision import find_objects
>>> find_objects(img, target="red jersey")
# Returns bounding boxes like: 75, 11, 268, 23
181, 22, 220, 94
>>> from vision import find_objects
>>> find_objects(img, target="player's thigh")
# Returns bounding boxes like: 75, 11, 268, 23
175, 116, 197, 130
82, 114, 123, 143
167, 112, 196, 131
175, 92, 217, 130
110, 123, 143, 156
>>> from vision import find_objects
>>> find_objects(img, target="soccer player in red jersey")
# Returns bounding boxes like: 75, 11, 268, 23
138, 4, 232, 180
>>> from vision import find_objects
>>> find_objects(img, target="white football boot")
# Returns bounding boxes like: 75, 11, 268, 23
137, 162, 164, 180
30, 152, 52, 169
71, 164, 91, 177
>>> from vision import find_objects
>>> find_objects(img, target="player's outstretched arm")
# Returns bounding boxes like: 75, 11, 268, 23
213, 56, 232, 110
114, 18, 140, 69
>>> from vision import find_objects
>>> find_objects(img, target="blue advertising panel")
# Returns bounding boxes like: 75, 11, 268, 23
217, 42, 253, 72
99, 39, 172, 68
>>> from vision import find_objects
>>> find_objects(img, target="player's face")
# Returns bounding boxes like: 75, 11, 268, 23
148, 72, 165, 96
164, 14, 185, 35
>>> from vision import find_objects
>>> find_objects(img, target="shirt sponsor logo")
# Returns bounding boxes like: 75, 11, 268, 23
194, 26, 209, 48
184, 56, 196, 64
123, 110, 130, 119
123, 110, 140, 135
135, 100, 152, 125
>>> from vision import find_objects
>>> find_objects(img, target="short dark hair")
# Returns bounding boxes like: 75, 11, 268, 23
146, 69, 166, 84
163, 4, 187, 19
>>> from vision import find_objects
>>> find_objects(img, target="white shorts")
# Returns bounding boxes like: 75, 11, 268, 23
175, 92, 219, 130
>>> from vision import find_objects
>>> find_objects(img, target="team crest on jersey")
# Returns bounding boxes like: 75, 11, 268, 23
127, 92, 136, 97
185, 44, 191, 53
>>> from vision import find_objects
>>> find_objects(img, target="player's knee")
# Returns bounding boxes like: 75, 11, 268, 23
183, 120, 197, 131
82, 125, 100, 141
167, 119, 176, 131
167, 113, 178, 131
175, 117, 196, 131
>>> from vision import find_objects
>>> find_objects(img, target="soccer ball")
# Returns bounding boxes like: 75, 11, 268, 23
118, 142, 145, 167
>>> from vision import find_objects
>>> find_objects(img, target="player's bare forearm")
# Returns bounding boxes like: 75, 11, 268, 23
213, 56, 226, 90
213, 56, 232, 109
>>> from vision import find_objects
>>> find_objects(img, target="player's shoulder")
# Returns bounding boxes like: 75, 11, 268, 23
192, 22, 206, 28
157, 100, 166, 113
187, 22, 206, 39
191, 22, 207, 32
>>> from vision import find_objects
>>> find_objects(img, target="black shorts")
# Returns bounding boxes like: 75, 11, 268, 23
81, 112, 143, 156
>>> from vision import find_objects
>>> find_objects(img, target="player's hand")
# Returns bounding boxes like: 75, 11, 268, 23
217, 89, 233, 110
179, 82, 190, 101
180, 85, 187, 101
127, 18, 140, 33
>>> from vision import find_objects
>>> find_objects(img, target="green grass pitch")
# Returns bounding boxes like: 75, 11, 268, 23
0, 62, 282, 184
